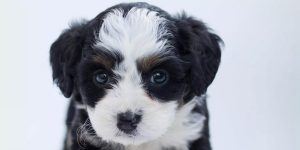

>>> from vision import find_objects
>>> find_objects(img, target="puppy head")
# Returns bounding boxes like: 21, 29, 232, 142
50, 2, 222, 146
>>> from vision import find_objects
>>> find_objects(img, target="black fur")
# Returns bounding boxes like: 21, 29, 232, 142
50, 21, 87, 98
175, 13, 222, 97
50, 2, 222, 150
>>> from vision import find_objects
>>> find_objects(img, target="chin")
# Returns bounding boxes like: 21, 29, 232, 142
50, 2, 222, 150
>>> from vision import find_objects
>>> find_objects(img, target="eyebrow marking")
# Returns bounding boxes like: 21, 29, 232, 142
136, 53, 176, 72
92, 54, 114, 69
91, 50, 124, 70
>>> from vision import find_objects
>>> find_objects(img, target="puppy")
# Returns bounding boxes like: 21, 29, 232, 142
50, 2, 222, 150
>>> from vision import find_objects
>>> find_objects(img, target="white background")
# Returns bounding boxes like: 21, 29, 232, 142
0, 0, 299, 150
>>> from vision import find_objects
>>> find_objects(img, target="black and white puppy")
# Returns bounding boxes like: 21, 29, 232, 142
50, 2, 222, 150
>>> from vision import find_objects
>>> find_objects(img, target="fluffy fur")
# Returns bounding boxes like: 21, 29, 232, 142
50, 2, 222, 150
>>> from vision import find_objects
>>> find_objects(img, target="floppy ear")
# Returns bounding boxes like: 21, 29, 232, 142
175, 14, 223, 96
50, 22, 86, 98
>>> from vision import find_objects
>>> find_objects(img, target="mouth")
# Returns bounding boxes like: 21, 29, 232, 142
115, 129, 138, 138
112, 129, 149, 145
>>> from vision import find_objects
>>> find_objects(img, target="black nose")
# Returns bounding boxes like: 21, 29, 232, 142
117, 111, 142, 134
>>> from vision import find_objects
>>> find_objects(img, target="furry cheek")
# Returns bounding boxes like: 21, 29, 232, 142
87, 86, 178, 145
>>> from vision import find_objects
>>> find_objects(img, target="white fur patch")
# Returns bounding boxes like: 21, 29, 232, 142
95, 7, 172, 60
125, 96, 206, 150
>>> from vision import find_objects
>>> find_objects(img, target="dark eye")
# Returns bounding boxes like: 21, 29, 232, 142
94, 71, 108, 84
150, 70, 168, 85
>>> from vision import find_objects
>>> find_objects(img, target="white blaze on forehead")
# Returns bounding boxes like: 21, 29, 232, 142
95, 8, 171, 60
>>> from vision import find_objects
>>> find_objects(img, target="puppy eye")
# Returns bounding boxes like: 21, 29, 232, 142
94, 71, 109, 84
150, 69, 168, 85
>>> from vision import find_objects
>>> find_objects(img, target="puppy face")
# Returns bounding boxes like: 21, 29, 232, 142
50, 2, 222, 146
79, 8, 186, 145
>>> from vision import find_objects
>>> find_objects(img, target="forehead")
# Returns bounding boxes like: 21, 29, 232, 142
94, 7, 172, 62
